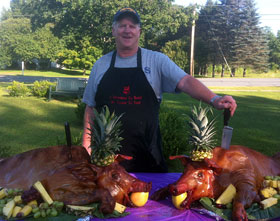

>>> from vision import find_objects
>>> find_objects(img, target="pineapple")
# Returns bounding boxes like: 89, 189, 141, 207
89, 105, 124, 166
188, 103, 217, 161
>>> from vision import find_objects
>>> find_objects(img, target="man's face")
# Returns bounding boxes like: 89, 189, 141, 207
112, 17, 141, 51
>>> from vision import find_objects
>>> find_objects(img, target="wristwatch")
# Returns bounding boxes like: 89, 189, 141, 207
210, 95, 221, 107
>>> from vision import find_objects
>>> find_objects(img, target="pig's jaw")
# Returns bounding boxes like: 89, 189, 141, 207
180, 190, 194, 209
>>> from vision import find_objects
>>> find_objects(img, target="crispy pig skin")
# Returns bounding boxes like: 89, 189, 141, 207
0, 145, 152, 214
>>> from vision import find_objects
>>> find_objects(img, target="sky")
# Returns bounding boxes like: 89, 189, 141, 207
0, 0, 279, 34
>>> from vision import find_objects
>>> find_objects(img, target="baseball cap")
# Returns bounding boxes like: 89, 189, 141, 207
113, 7, 141, 24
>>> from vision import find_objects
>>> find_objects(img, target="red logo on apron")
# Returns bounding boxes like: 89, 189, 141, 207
123, 86, 130, 95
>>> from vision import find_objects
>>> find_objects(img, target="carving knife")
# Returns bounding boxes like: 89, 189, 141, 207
221, 109, 233, 149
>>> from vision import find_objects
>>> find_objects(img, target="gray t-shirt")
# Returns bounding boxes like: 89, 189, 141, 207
83, 48, 187, 107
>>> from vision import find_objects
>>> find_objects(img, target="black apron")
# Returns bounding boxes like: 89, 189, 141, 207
95, 48, 167, 172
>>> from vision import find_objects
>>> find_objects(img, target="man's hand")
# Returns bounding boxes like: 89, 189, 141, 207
212, 95, 237, 116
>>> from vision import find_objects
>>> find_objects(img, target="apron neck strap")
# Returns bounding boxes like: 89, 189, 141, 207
110, 48, 142, 68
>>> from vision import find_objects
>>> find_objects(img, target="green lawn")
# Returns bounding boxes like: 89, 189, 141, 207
161, 89, 280, 157
0, 69, 89, 78
0, 84, 83, 156
0, 81, 279, 162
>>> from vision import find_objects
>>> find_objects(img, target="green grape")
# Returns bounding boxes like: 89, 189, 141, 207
7, 189, 14, 196
33, 211, 41, 219
32, 207, 40, 213
41, 209, 46, 218
46, 208, 51, 216
50, 208, 58, 217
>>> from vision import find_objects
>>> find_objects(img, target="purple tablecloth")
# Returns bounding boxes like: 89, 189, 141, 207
91, 173, 223, 221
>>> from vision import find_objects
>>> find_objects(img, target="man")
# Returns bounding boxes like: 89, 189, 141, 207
82, 7, 237, 172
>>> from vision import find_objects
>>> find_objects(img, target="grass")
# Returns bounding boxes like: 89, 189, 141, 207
161, 89, 280, 157
0, 69, 90, 78
0, 84, 83, 156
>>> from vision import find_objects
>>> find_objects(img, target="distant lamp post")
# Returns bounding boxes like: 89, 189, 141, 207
22, 61, 24, 75
190, 6, 196, 76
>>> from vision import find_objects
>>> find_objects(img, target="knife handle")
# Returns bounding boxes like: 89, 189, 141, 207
224, 108, 231, 126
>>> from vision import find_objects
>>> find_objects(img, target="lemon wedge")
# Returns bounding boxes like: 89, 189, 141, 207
172, 192, 187, 209
130, 192, 149, 207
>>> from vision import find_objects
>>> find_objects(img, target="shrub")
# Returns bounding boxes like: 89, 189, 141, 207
7, 81, 31, 97
159, 105, 188, 160
75, 99, 86, 122
32, 80, 54, 97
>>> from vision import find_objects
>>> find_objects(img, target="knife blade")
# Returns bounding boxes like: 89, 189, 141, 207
221, 108, 233, 149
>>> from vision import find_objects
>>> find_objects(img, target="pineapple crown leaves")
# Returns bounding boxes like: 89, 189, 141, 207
88, 106, 124, 161
188, 103, 217, 151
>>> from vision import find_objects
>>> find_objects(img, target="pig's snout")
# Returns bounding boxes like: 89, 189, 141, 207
169, 184, 179, 195
130, 181, 152, 192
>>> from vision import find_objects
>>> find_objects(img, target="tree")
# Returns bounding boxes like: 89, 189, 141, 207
196, 0, 269, 76
161, 38, 189, 72
8, 0, 191, 53
265, 29, 280, 70
57, 37, 102, 74
0, 18, 63, 69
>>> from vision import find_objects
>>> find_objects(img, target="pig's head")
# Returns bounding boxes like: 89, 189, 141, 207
92, 154, 152, 207
169, 155, 222, 209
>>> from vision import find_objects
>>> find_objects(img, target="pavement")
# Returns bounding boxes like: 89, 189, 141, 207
1, 75, 280, 87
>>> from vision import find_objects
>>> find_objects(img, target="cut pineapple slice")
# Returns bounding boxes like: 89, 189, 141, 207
260, 197, 278, 209
216, 184, 236, 205
12, 206, 22, 217
3, 199, 16, 219
0, 188, 8, 199
33, 181, 53, 205
114, 202, 126, 213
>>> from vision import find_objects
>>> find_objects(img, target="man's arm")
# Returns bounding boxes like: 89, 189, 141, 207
177, 75, 237, 116
82, 105, 94, 155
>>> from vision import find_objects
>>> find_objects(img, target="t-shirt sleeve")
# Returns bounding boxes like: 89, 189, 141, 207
158, 53, 188, 93
82, 65, 97, 107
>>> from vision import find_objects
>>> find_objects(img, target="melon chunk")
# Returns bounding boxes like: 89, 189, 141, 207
216, 184, 236, 205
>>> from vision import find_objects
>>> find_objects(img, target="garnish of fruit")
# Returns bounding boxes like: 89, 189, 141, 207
130, 192, 149, 207
172, 192, 187, 209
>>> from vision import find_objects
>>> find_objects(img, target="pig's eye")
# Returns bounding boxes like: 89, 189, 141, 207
112, 172, 120, 181
197, 172, 204, 178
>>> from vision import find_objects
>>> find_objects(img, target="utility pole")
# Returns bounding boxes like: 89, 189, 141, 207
190, 6, 196, 76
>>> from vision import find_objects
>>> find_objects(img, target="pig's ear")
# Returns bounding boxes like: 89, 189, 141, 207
114, 154, 133, 163
204, 158, 222, 175
169, 155, 191, 167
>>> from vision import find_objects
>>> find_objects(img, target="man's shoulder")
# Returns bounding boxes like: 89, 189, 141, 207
141, 48, 167, 58
95, 51, 114, 65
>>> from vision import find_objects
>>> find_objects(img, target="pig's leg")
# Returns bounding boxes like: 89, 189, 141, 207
231, 171, 260, 221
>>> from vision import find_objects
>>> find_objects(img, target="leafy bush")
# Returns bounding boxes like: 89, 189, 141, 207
159, 105, 188, 160
32, 80, 54, 97
7, 81, 31, 97
75, 99, 86, 122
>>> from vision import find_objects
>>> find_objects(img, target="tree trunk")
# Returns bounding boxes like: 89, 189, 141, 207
243, 68, 246, 77
231, 68, 235, 77
212, 64, 215, 78
221, 64, 225, 77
